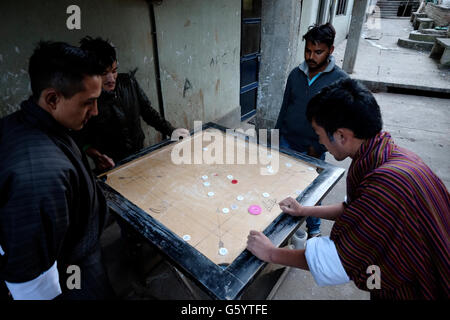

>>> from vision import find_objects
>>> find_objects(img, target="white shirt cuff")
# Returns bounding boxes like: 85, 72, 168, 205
5, 261, 62, 300
305, 236, 350, 286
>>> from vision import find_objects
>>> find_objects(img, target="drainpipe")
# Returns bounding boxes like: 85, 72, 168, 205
147, 0, 166, 120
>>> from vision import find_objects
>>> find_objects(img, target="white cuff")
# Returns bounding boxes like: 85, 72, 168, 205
5, 261, 62, 300
305, 236, 350, 286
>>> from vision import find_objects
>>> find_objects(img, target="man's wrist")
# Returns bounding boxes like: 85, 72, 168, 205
86, 147, 101, 158
268, 246, 279, 264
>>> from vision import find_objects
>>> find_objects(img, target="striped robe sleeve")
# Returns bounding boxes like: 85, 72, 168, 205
331, 166, 450, 299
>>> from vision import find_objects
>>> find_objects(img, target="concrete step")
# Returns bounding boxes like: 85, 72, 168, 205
377, 2, 420, 8
411, 12, 428, 22
409, 30, 445, 42
397, 38, 435, 51
414, 17, 435, 30
419, 28, 448, 35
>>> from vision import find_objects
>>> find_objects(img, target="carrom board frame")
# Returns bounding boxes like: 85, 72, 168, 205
98, 122, 345, 300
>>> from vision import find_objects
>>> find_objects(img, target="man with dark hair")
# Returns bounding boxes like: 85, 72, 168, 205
247, 78, 450, 299
275, 23, 349, 238
0, 41, 115, 299
77, 36, 189, 172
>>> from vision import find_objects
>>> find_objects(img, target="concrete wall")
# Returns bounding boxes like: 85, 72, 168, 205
153, 0, 241, 130
425, 3, 450, 26
0, 0, 165, 146
255, 0, 303, 130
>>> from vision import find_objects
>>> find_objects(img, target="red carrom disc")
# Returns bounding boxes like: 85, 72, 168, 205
231, 179, 238, 184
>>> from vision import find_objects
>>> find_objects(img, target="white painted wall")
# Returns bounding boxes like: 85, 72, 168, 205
332, 0, 355, 45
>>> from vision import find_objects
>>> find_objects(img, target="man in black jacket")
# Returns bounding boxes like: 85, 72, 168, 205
77, 37, 189, 172
275, 23, 349, 238
0, 41, 115, 299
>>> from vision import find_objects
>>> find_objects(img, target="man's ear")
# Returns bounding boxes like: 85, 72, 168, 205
40, 88, 61, 111
329, 45, 334, 55
334, 128, 346, 144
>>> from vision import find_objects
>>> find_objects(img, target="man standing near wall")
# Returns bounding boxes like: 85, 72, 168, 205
275, 23, 349, 238
0, 41, 115, 299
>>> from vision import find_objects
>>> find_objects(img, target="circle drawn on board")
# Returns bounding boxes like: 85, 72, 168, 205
219, 248, 228, 256
237, 195, 244, 201
222, 208, 230, 214
208, 191, 215, 197
262, 192, 270, 198
227, 175, 233, 180
231, 179, 238, 184
202, 175, 208, 180
248, 205, 262, 215
203, 181, 210, 187
182, 235, 191, 241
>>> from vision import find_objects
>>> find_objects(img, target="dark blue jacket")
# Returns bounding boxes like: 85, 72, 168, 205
275, 56, 348, 155
0, 99, 108, 288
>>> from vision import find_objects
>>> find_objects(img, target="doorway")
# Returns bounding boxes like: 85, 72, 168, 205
240, 0, 261, 121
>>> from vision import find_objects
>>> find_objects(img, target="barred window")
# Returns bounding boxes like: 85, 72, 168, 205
336, 0, 348, 15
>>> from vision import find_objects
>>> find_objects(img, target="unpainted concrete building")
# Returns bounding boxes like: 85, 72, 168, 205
0, 0, 357, 148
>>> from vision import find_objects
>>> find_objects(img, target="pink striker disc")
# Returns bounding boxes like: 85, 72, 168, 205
248, 205, 262, 215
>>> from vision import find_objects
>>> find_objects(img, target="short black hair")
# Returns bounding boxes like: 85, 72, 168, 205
29, 41, 104, 100
306, 78, 383, 139
303, 23, 336, 48
79, 36, 117, 71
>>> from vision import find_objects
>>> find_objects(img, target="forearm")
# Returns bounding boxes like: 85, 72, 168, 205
300, 202, 345, 221
269, 247, 309, 270
85, 146, 101, 159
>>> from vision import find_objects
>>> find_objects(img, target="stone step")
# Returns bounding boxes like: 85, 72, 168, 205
378, 1, 420, 17
397, 38, 435, 51
377, 2, 420, 8
377, 1, 420, 5
414, 17, 435, 30
430, 38, 450, 67
409, 30, 445, 42
419, 28, 448, 35
411, 12, 428, 22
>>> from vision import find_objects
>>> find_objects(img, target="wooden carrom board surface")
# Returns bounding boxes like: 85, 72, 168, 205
104, 127, 318, 265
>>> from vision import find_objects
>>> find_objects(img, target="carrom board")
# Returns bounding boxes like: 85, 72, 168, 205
99, 122, 345, 299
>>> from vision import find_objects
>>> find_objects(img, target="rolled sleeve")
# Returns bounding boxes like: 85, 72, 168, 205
5, 261, 61, 300
305, 236, 350, 286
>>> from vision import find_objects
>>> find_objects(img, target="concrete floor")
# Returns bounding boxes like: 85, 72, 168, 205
100, 16, 450, 300
333, 16, 450, 93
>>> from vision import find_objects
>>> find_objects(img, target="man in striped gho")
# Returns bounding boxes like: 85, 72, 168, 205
246, 78, 449, 300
